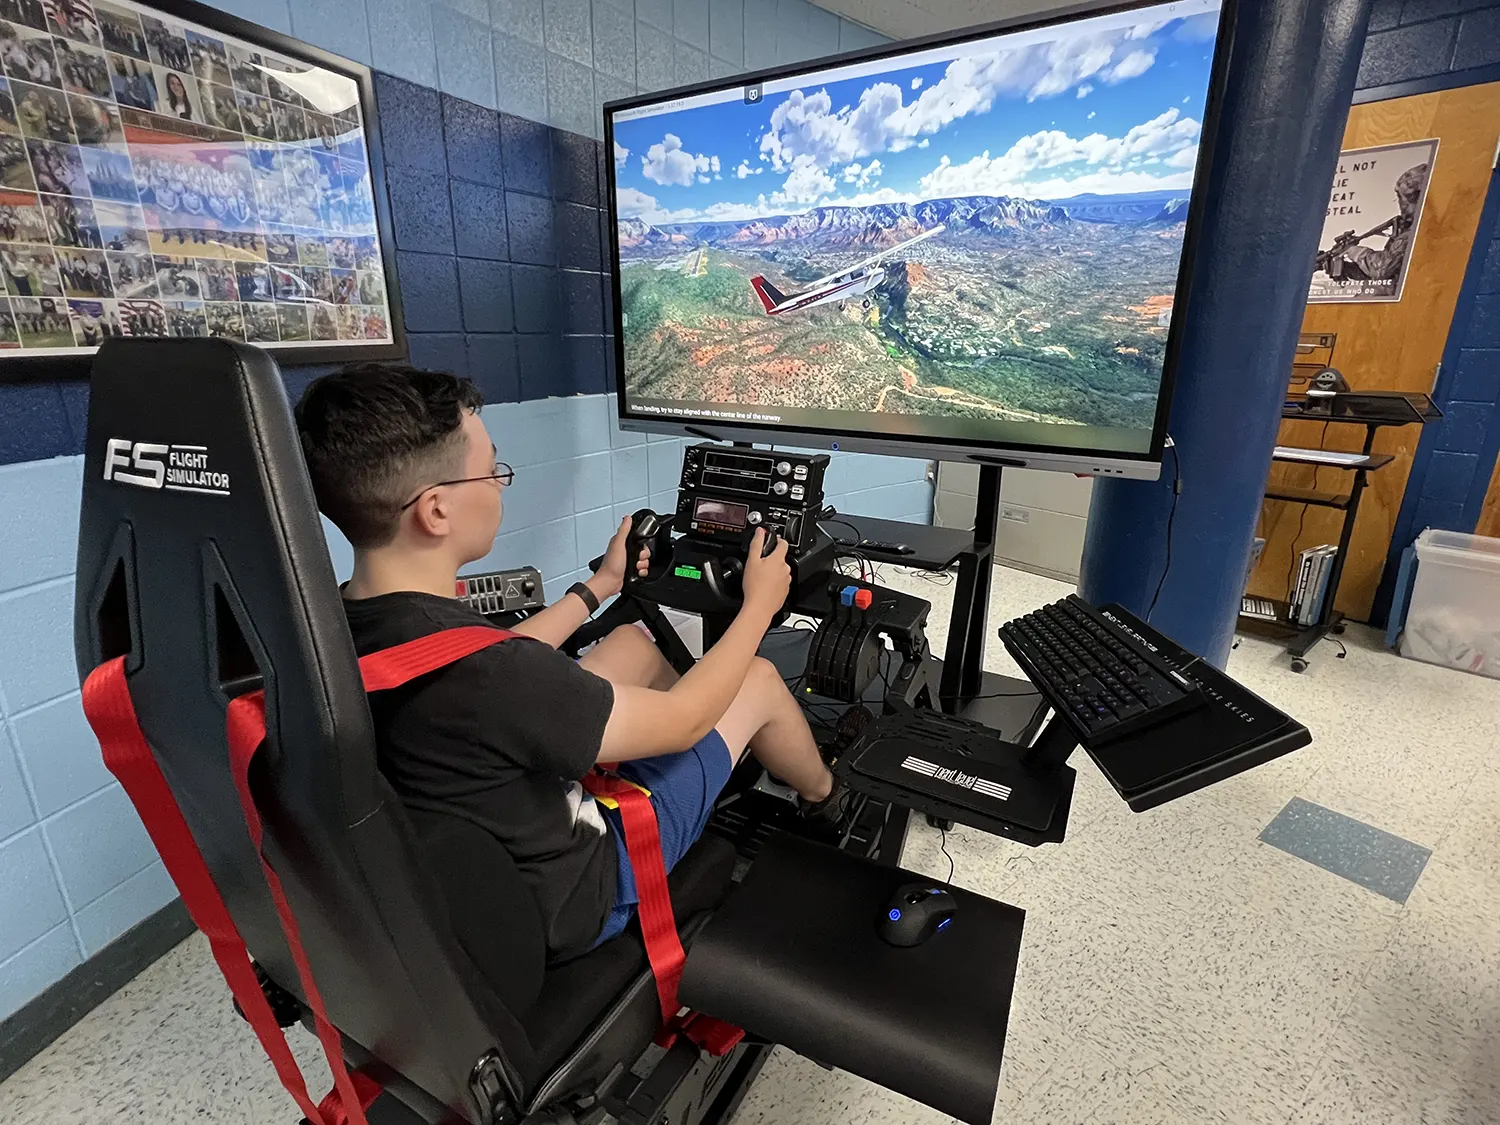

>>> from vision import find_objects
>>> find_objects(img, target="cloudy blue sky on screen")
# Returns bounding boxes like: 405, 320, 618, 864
612, 2, 1222, 226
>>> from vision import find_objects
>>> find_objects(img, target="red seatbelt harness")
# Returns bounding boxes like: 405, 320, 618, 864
82, 623, 738, 1125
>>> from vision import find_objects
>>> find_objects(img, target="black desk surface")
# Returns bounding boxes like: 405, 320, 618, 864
818, 514, 973, 571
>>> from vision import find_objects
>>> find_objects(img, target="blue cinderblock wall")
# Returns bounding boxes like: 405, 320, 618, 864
0, 0, 920, 1022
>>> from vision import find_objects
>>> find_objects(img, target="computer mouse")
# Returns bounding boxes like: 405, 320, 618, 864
877, 882, 957, 947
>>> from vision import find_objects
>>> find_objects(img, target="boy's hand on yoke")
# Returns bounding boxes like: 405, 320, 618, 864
741, 528, 790, 621
594, 515, 651, 598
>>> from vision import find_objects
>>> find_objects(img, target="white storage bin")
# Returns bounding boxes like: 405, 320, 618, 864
1400, 529, 1500, 679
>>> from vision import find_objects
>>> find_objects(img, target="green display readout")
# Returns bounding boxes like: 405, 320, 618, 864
674, 565, 703, 580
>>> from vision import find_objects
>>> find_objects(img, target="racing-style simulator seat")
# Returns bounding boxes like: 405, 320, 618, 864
73, 338, 747, 1123
74, 339, 1026, 1125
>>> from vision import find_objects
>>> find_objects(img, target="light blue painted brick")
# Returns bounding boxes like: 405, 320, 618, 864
674, 39, 707, 84
570, 394, 613, 453
647, 439, 682, 493
0, 829, 68, 962
503, 459, 575, 528
493, 0, 545, 44
636, 0, 672, 31
547, 52, 598, 136
369, 0, 439, 87
530, 516, 581, 579
545, 0, 594, 65
10, 694, 110, 819
0, 923, 81, 1020
673, 0, 708, 49
595, 0, 633, 11
73, 860, 177, 958
649, 489, 676, 513
436, 7, 499, 108
708, 0, 742, 64
773, 0, 807, 61
613, 497, 649, 523
0, 580, 78, 713
43, 784, 155, 912
487, 395, 610, 466
838, 17, 883, 50
636, 21, 674, 92
211, 0, 293, 33
647, 430, 677, 442
0, 723, 35, 841
289, 0, 373, 64
709, 54, 739, 78
743, 0, 774, 69
597, 71, 635, 102
575, 505, 618, 567
593, 2, 636, 82
613, 444, 649, 501
0, 457, 82, 594
804, 3, 838, 58
572, 451, 613, 510
440, 0, 491, 22
495, 31, 549, 121
321, 515, 355, 584
611, 421, 647, 447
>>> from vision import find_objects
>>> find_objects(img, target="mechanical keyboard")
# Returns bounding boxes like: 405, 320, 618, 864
999, 595, 1205, 745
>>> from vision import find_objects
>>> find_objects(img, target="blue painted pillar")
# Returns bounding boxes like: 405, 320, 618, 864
1078, 0, 1374, 667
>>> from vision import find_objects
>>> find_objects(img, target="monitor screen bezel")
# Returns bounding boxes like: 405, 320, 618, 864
603, 0, 1236, 477
0, 0, 408, 383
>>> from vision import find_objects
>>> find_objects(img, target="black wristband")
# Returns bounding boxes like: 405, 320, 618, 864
567, 581, 600, 616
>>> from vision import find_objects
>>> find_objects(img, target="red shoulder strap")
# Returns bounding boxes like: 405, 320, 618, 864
83, 624, 516, 1125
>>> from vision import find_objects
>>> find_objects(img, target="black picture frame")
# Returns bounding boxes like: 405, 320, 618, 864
0, 0, 406, 382
601, 0, 1239, 476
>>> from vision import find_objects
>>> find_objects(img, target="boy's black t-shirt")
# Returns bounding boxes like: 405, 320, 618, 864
342, 590, 617, 961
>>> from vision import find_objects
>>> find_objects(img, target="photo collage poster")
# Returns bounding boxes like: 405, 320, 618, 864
0, 0, 391, 354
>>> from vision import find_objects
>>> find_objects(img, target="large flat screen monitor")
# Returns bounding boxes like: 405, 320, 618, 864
604, 0, 1229, 477
0, 0, 401, 370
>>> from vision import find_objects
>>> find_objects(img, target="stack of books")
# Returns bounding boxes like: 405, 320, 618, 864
1290, 545, 1338, 626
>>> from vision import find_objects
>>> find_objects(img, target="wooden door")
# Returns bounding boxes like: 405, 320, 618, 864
1246, 83, 1500, 620
1480, 457, 1500, 538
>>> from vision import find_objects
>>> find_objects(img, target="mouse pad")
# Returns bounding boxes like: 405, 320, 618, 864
680, 832, 1025, 1125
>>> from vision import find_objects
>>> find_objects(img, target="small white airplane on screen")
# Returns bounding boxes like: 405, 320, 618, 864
749, 223, 946, 315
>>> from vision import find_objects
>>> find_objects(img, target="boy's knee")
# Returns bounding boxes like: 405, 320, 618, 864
746, 655, 787, 698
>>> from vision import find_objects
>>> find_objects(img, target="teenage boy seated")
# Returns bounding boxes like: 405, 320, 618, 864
295, 364, 848, 962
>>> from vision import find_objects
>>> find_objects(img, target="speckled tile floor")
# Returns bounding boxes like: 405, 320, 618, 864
3, 563, 1498, 1125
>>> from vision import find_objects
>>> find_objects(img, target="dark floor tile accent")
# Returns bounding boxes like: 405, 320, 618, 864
443, 94, 503, 187
1260, 797, 1432, 903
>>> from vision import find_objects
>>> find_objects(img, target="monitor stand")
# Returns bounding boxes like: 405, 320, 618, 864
819, 465, 1044, 739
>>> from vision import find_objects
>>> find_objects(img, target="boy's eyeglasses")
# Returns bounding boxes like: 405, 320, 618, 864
400, 462, 514, 511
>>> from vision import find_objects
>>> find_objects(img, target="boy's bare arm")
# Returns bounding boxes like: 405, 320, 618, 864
598, 530, 789, 761
510, 517, 647, 648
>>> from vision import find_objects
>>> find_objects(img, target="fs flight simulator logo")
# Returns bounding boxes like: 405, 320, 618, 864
103, 439, 232, 497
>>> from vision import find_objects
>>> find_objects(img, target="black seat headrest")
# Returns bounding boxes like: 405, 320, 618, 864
73, 339, 534, 1120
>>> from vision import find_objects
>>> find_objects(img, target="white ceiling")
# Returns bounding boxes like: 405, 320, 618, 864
814, 0, 1067, 41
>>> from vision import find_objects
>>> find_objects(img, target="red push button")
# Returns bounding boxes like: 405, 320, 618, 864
455, 580, 468, 596
854, 589, 873, 610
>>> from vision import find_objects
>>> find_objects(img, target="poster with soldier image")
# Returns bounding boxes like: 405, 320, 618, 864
1309, 138, 1438, 303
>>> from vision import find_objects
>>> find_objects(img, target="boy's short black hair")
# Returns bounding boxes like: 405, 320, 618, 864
295, 363, 485, 549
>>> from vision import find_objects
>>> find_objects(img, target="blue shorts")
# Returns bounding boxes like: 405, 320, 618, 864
594, 730, 734, 946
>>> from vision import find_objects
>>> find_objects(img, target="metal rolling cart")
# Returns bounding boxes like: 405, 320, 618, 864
1239, 390, 1440, 671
